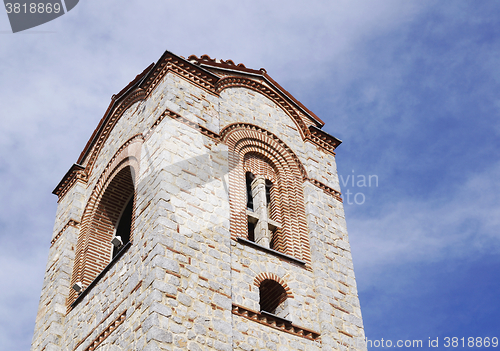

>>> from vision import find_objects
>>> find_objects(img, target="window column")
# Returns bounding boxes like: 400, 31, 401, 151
251, 175, 270, 247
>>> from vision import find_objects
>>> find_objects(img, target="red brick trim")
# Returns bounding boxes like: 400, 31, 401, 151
339, 330, 353, 338
244, 153, 277, 183
68, 137, 142, 307
306, 178, 343, 202
144, 106, 220, 142
222, 123, 311, 264
83, 310, 126, 351
52, 164, 87, 202
50, 219, 80, 247
73, 279, 141, 350
142, 54, 218, 97
81, 90, 145, 178
254, 273, 293, 299
189, 53, 325, 126
232, 304, 320, 341
332, 303, 351, 314
307, 125, 341, 155
220, 123, 308, 179
145, 110, 343, 213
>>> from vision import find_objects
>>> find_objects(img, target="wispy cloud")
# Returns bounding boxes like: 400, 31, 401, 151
349, 164, 500, 271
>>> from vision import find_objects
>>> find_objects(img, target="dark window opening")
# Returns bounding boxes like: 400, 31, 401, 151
265, 179, 272, 206
259, 279, 288, 315
265, 179, 272, 216
246, 172, 255, 211
113, 196, 133, 257
248, 221, 255, 242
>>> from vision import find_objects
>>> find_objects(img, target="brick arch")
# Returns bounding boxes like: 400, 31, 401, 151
254, 273, 293, 299
243, 153, 277, 184
222, 123, 311, 263
68, 137, 142, 307
221, 123, 308, 181
80, 90, 146, 178
89, 135, 143, 195
216, 77, 310, 140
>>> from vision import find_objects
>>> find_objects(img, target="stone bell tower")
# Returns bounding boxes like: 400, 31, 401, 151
31, 50, 366, 351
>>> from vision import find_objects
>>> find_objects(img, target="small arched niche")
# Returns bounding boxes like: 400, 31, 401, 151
259, 279, 291, 320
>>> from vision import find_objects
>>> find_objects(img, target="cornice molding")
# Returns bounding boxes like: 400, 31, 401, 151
307, 125, 341, 155
50, 219, 80, 247
52, 163, 87, 200
141, 53, 218, 97
145, 106, 221, 143
232, 304, 321, 341
54, 51, 342, 201
82, 310, 126, 351
307, 177, 343, 202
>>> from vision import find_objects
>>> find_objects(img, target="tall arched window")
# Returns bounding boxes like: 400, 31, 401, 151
69, 163, 136, 306
223, 124, 311, 264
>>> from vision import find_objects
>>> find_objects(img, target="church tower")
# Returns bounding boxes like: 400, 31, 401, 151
31, 51, 366, 351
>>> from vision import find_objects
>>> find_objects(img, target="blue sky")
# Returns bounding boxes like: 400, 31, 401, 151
1, 1, 499, 350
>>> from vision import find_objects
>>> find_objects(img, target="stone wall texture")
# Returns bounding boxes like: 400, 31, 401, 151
31, 52, 366, 351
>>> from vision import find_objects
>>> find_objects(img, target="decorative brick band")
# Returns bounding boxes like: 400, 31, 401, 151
73, 280, 141, 349
220, 123, 308, 179
232, 304, 320, 341
339, 330, 353, 338
83, 310, 126, 351
307, 125, 341, 155
83, 89, 146, 179
306, 178, 343, 202
331, 302, 351, 314
147, 108, 341, 235
59, 49, 343, 198
50, 219, 80, 247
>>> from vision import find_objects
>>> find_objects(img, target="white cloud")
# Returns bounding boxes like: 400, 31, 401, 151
348, 161, 500, 286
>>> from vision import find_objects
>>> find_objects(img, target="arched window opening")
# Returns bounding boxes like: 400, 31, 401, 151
73, 166, 135, 293
259, 279, 289, 318
112, 195, 134, 257
224, 125, 311, 263
69, 137, 143, 307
